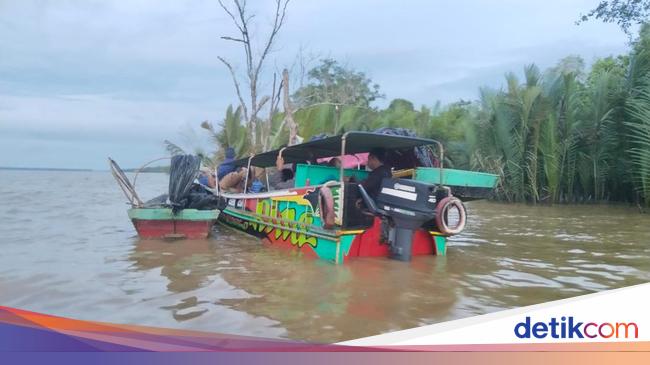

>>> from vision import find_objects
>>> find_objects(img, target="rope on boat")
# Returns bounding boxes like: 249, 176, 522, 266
108, 157, 144, 207
132, 157, 170, 191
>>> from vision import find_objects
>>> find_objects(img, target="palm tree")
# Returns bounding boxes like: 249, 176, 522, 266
201, 105, 249, 160
582, 70, 617, 201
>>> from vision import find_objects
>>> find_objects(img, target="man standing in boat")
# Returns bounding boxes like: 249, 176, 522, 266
359, 148, 392, 199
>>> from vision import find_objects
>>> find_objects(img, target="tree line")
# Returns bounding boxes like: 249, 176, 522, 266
166, 1, 650, 207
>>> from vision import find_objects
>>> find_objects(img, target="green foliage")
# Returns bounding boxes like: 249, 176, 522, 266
589, 55, 629, 83
579, 0, 650, 35
201, 105, 249, 159
163, 139, 212, 167
293, 58, 384, 108
467, 61, 623, 203
465, 25, 650, 205
175, 27, 650, 207
624, 24, 650, 204
163, 140, 186, 156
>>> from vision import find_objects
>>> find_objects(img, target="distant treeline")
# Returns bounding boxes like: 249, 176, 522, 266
124, 166, 170, 173
0, 166, 92, 172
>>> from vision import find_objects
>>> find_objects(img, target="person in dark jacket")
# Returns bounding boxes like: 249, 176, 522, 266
268, 155, 296, 190
360, 148, 392, 199
217, 147, 236, 180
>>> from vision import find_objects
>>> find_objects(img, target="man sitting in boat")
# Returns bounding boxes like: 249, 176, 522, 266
198, 167, 216, 188
358, 148, 392, 199
268, 155, 296, 190
248, 167, 266, 193
219, 167, 247, 193
328, 157, 342, 168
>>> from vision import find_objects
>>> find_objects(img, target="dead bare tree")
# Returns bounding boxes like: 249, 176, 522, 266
217, 0, 290, 153
282, 68, 298, 145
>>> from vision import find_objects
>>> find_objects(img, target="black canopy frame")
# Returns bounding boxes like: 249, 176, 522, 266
221, 132, 446, 215
230, 131, 443, 168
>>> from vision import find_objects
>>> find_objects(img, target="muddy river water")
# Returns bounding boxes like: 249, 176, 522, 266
1, 170, 649, 342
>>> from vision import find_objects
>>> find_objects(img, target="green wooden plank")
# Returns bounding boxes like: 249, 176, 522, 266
415, 167, 498, 188
294, 164, 369, 187
434, 235, 447, 256
128, 208, 220, 221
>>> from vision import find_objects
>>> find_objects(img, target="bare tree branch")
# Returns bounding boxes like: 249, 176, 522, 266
217, 0, 290, 153
294, 102, 374, 114
217, 56, 249, 122
234, 0, 254, 77
257, 95, 271, 111
253, 0, 290, 82
217, 0, 245, 34
220, 36, 246, 43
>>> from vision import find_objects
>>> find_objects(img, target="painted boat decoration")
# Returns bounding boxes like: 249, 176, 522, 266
217, 131, 498, 264
109, 156, 221, 240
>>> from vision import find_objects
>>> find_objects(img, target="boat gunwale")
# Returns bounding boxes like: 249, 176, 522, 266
218, 181, 342, 200
220, 206, 341, 240
127, 207, 220, 221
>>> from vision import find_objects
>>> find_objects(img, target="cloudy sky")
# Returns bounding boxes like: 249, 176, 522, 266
0, 0, 630, 169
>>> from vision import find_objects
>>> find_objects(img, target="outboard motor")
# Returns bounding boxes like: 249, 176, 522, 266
359, 178, 441, 261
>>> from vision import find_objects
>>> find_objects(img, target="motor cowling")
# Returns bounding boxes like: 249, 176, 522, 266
375, 178, 438, 224
360, 178, 466, 261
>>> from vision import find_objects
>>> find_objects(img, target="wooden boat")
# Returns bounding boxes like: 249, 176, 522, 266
128, 208, 220, 239
109, 156, 221, 240
217, 132, 498, 264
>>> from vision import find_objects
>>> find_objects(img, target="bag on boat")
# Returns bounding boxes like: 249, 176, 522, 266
168, 155, 201, 213
374, 127, 438, 168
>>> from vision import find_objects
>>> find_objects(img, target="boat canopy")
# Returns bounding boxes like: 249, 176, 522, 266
230, 131, 439, 168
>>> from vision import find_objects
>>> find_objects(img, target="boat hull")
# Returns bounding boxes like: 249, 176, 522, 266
128, 208, 220, 239
218, 188, 446, 264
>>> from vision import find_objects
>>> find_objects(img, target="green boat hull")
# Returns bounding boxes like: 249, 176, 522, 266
128, 208, 220, 239
127, 208, 220, 221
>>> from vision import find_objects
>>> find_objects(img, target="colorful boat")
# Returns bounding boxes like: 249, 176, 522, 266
109, 156, 221, 240
217, 132, 498, 264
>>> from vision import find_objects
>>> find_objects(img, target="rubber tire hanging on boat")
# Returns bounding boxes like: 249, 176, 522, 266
434, 196, 467, 235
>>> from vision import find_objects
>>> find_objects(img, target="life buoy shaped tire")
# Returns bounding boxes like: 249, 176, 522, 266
319, 185, 336, 229
435, 196, 467, 235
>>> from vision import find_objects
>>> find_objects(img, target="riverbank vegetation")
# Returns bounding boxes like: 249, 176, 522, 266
167, 2, 650, 207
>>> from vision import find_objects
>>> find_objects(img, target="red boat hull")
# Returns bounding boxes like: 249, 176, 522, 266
347, 217, 436, 258
131, 219, 215, 239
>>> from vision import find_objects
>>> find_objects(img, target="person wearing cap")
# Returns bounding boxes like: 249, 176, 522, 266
359, 148, 392, 199
217, 147, 237, 180
267, 155, 296, 190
